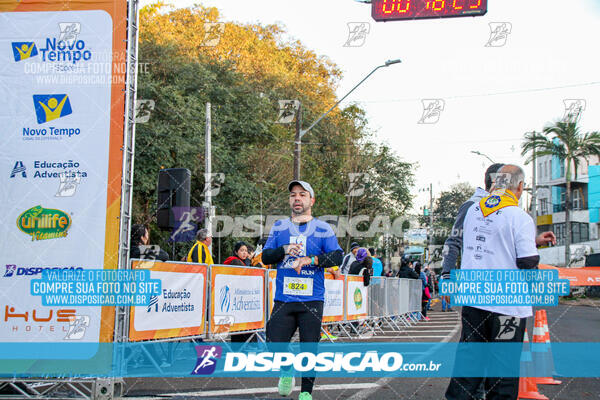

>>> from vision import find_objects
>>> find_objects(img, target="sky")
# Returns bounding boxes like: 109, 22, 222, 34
141, 0, 600, 213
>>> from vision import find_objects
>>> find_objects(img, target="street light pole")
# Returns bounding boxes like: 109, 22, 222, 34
205, 102, 212, 251
428, 183, 433, 229
293, 58, 401, 179
531, 141, 537, 220
470, 150, 495, 164
294, 103, 302, 180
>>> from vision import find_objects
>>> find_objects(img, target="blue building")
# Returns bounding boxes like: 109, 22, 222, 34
534, 153, 600, 264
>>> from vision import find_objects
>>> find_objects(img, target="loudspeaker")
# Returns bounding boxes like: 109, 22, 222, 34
157, 168, 191, 230
585, 253, 600, 267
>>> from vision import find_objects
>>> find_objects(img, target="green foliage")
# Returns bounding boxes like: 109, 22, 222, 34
419, 183, 475, 245
133, 4, 415, 261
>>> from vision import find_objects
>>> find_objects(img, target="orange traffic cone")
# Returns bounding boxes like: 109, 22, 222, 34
518, 329, 549, 400
534, 310, 561, 385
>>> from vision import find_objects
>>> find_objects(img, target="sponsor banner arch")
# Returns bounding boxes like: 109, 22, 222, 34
0, 0, 127, 372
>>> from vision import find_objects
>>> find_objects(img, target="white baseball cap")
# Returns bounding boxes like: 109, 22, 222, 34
288, 180, 314, 197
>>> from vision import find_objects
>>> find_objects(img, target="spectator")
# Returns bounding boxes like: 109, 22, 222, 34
340, 242, 360, 274
128, 224, 170, 368
369, 247, 384, 277
223, 241, 249, 266
186, 228, 214, 264
424, 266, 434, 311
130, 224, 169, 261
445, 164, 554, 400
349, 248, 373, 286
442, 292, 453, 312
415, 262, 430, 321
224, 241, 252, 343
244, 245, 254, 266
397, 257, 419, 279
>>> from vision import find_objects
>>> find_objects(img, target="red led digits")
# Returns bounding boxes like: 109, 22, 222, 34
469, 0, 481, 9
382, 0, 411, 14
382, 0, 394, 14
372, 0, 486, 21
399, 0, 410, 13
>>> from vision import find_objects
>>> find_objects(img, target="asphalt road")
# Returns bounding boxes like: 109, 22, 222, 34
123, 302, 600, 400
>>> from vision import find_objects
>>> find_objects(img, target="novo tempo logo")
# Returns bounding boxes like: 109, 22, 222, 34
32, 94, 73, 124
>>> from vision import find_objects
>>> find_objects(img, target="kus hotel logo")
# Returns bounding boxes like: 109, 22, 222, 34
3, 305, 76, 335
17, 205, 71, 241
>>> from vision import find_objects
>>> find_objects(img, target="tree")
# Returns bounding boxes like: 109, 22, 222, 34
133, 4, 416, 260
521, 121, 600, 265
429, 183, 475, 245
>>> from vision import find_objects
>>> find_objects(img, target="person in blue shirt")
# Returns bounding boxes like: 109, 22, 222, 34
369, 247, 384, 277
262, 180, 343, 400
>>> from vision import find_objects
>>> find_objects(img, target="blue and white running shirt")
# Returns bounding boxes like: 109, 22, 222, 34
264, 218, 342, 303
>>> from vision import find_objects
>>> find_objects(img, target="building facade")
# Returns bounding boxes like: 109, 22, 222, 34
534, 153, 600, 265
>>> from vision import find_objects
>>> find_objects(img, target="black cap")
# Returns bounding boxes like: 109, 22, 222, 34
350, 242, 360, 251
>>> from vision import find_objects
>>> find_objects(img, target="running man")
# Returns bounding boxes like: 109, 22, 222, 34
262, 180, 343, 400
445, 165, 555, 400
193, 346, 218, 374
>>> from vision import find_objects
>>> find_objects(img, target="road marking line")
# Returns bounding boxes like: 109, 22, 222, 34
164, 382, 380, 397
403, 325, 457, 328
348, 312, 461, 400
381, 335, 450, 338
394, 330, 454, 333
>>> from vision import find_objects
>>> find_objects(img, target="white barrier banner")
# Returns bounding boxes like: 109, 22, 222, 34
212, 268, 264, 330
323, 277, 344, 322
133, 271, 205, 333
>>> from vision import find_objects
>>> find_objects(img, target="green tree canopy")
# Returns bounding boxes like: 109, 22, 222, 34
134, 3, 415, 260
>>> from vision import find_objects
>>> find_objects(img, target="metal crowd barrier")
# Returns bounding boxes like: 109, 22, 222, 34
123, 261, 426, 371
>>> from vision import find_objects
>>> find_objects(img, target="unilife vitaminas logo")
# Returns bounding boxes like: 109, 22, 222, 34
353, 287, 363, 309
17, 205, 71, 241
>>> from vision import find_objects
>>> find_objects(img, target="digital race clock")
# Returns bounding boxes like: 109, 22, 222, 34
372, 0, 487, 22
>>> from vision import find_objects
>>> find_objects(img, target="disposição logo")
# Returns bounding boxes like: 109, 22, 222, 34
17, 205, 71, 241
